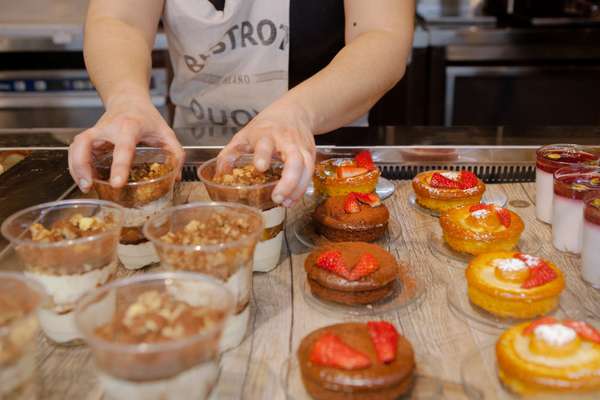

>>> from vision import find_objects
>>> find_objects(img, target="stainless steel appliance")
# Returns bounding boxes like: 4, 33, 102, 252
0, 69, 168, 128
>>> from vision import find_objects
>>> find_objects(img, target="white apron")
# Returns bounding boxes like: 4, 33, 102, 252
163, 0, 290, 128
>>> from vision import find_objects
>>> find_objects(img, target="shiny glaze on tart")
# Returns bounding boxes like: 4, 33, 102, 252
466, 252, 565, 318
313, 151, 380, 197
440, 204, 524, 255
412, 170, 485, 212
497, 318, 600, 395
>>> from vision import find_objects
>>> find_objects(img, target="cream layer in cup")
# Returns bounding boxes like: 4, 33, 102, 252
198, 155, 284, 272
1, 200, 123, 345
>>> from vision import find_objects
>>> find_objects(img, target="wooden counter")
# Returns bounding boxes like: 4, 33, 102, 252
29, 182, 600, 399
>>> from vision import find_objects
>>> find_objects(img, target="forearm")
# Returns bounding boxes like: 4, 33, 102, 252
84, 0, 162, 108
281, 30, 412, 134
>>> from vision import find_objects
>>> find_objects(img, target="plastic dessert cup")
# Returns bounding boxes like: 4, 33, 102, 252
535, 144, 598, 224
552, 166, 600, 254
198, 154, 284, 272
75, 272, 233, 400
0, 273, 46, 400
583, 193, 600, 288
93, 148, 178, 270
1, 200, 123, 345
144, 202, 263, 352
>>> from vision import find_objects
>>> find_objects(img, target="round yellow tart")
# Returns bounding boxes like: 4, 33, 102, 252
412, 170, 485, 213
440, 204, 524, 255
313, 152, 380, 197
466, 252, 565, 318
497, 318, 600, 396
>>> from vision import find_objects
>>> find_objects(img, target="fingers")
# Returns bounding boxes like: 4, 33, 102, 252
272, 146, 304, 205
158, 127, 186, 179
216, 137, 249, 176
109, 121, 138, 187
285, 149, 314, 205
253, 137, 275, 172
68, 129, 95, 193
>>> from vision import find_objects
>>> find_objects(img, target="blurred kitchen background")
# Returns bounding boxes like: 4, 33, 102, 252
1, 0, 600, 128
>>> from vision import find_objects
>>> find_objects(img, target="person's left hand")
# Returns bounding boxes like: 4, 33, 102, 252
216, 103, 315, 208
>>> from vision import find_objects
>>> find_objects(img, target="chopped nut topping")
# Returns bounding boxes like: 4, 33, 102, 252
160, 213, 253, 246
213, 164, 281, 186
95, 290, 223, 344
29, 213, 115, 243
128, 162, 170, 183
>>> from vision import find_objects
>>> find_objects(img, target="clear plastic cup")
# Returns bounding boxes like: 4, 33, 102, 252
93, 148, 178, 270
1, 199, 124, 345
535, 144, 598, 224
143, 202, 263, 352
198, 154, 284, 272
0, 273, 47, 399
583, 192, 600, 288
552, 166, 600, 254
75, 272, 233, 400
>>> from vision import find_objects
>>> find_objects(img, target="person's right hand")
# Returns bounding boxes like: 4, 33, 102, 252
68, 95, 184, 193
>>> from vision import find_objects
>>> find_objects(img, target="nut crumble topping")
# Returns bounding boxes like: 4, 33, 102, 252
95, 290, 223, 344
160, 213, 253, 245
29, 213, 115, 243
213, 164, 281, 186
128, 162, 170, 183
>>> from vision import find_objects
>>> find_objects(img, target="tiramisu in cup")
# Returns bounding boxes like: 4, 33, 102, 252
93, 148, 178, 270
582, 193, 600, 287
1, 200, 123, 345
0, 273, 46, 400
144, 202, 263, 352
198, 154, 284, 272
552, 166, 600, 254
75, 272, 233, 400
535, 144, 598, 223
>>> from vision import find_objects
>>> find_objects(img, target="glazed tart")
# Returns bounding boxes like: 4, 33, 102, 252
313, 192, 389, 242
497, 317, 600, 396
313, 151, 380, 197
412, 170, 485, 213
440, 204, 524, 256
298, 321, 415, 400
304, 242, 399, 305
466, 252, 565, 319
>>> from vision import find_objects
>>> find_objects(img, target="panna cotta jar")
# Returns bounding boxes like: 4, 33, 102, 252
1, 200, 123, 345
535, 144, 598, 224
144, 202, 263, 352
75, 272, 233, 400
93, 148, 178, 270
0, 273, 46, 400
582, 194, 600, 287
199, 154, 284, 272
552, 166, 600, 254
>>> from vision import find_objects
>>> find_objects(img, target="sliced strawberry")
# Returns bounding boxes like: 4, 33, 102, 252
469, 204, 491, 213
337, 166, 368, 179
348, 253, 380, 281
522, 262, 557, 289
430, 172, 462, 189
355, 151, 376, 171
458, 171, 479, 189
309, 332, 372, 370
343, 193, 361, 214
562, 320, 600, 344
496, 208, 512, 228
316, 250, 351, 279
354, 192, 382, 208
367, 321, 399, 363
523, 316, 559, 335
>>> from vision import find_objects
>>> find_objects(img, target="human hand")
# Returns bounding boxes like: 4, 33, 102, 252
217, 104, 315, 208
68, 95, 184, 192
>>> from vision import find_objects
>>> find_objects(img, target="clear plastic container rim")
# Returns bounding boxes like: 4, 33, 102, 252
198, 154, 282, 191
